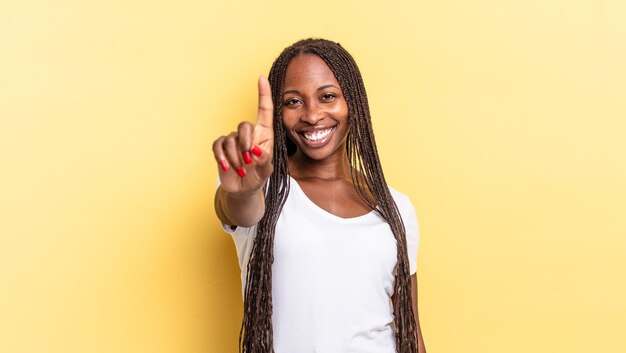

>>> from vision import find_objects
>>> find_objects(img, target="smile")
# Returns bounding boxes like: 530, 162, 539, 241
299, 126, 337, 147
302, 127, 336, 141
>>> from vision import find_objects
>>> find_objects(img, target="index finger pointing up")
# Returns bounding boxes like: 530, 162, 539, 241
257, 75, 274, 130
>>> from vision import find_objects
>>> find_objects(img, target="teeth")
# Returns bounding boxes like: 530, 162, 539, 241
303, 127, 334, 141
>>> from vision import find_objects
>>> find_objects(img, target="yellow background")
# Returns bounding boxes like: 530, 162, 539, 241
2, 0, 625, 352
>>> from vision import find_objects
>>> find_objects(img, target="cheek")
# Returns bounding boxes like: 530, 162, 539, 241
331, 100, 349, 117
280, 116, 295, 137
281, 111, 295, 129
281, 116, 301, 143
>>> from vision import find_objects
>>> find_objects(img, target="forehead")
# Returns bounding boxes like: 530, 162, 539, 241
283, 54, 340, 91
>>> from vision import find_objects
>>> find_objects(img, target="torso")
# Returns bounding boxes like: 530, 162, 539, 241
290, 175, 373, 219
225, 178, 419, 353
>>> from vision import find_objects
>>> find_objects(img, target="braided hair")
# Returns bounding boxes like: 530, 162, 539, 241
240, 38, 417, 353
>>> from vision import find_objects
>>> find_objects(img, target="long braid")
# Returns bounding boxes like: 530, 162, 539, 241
239, 38, 417, 353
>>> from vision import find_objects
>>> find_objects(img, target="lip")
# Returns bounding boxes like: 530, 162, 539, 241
297, 126, 337, 148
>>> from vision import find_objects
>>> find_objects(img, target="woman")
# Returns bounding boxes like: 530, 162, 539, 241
213, 38, 426, 353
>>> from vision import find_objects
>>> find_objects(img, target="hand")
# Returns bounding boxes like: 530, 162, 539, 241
212, 76, 275, 195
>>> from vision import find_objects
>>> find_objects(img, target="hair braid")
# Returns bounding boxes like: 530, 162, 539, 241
239, 38, 417, 353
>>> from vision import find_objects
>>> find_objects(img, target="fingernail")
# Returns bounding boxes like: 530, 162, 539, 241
243, 152, 252, 164
251, 145, 262, 157
236, 168, 246, 177
219, 160, 229, 172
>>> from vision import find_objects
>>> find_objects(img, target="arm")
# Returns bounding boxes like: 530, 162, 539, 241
214, 186, 265, 227
411, 273, 426, 353
212, 76, 274, 227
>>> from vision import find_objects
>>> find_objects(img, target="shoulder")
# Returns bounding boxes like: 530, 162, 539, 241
387, 185, 420, 274
387, 185, 414, 212
386, 185, 419, 228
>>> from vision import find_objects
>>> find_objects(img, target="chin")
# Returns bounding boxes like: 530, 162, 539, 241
299, 149, 333, 161
294, 143, 347, 162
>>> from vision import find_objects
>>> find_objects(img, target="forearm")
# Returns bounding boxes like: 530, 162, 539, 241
214, 186, 265, 227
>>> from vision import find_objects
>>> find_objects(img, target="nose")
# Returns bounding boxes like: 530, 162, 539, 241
301, 100, 324, 124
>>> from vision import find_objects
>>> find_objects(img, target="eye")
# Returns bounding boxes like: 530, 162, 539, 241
321, 93, 336, 101
284, 98, 301, 106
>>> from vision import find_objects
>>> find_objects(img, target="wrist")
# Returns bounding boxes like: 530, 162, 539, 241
219, 185, 263, 200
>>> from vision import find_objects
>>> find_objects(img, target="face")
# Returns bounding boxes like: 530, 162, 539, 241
281, 54, 349, 162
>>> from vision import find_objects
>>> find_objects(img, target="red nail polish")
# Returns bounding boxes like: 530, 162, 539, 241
243, 152, 252, 164
219, 160, 229, 172
251, 145, 262, 157
236, 168, 246, 177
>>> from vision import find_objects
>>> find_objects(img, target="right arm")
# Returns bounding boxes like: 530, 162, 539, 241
212, 76, 275, 227
214, 186, 265, 228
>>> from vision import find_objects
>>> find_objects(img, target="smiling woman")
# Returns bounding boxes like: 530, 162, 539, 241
281, 54, 349, 161
212, 38, 426, 353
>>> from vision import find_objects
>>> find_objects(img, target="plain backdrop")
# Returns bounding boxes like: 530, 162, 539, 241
2, 0, 625, 352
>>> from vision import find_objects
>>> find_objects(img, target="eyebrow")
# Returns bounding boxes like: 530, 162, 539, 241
282, 84, 339, 96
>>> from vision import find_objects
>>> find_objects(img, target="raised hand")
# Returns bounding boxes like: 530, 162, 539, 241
212, 76, 275, 195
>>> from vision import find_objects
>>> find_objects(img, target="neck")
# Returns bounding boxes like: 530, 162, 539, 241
289, 147, 351, 181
